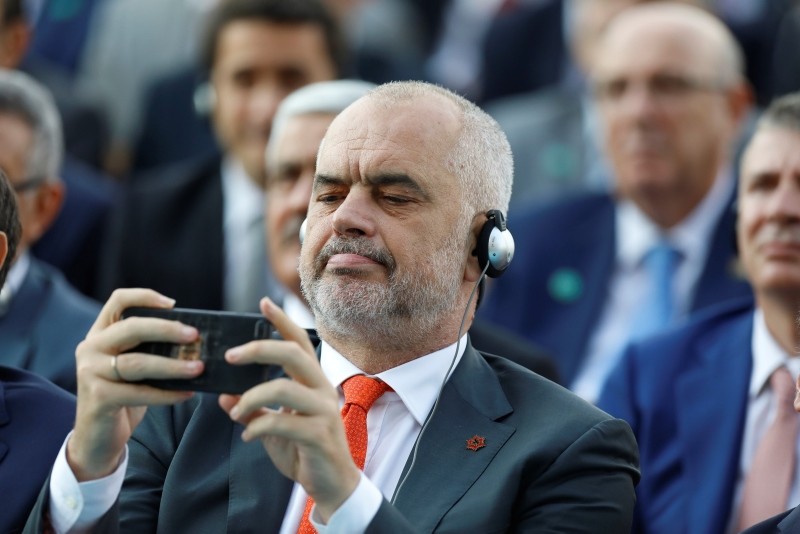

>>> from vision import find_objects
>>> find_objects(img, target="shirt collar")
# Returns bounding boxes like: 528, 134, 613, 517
320, 335, 469, 426
616, 169, 735, 269
282, 292, 316, 330
0, 251, 30, 308
750, 308, 800, 396
221, 156, 264, 228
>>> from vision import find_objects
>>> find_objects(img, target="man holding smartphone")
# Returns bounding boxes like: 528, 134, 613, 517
26, 81, 639, 532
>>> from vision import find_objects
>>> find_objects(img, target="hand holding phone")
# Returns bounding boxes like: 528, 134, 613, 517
121, 307, 283, 394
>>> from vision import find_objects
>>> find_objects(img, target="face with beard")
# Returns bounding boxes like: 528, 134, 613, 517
737, 126, 800, 300
299, 94, 473, 346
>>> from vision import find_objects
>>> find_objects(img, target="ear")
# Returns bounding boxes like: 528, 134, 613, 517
26, 180, 64, 242
0, 20, 30, 68
464, 214, 485, 284
725, 80, 754, 133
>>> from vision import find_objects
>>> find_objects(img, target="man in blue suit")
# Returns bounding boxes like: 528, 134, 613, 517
598, 91, 800, 532
479, 3, 753, 401
27, 81, 639, 532
0, 70, 99, 392
0, 166, 76, 533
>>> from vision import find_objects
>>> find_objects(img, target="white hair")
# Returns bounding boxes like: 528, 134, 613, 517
0, 70, 63, 182
266, 79, 377, 169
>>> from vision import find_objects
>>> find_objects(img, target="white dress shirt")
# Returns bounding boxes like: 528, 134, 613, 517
571, 170, 735, 402
48, 336, 468, 533
726, 309, 800, 533
221, 157, 283, 312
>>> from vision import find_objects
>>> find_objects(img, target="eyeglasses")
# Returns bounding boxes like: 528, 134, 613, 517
11, 176, 46, 193
592, 73, 727, 106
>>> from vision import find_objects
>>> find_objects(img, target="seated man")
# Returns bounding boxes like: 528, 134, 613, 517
0, 70, 99, 392
265, 79, 560, 382
598, 92, 800, 533
27, 81, 638, 532
479, 3, 753, 402
0, 168, 76, 533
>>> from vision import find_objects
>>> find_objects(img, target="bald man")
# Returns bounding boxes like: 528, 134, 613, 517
479, 3, 753, 402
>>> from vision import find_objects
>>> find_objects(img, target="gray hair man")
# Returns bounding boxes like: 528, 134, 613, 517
0, 70, 98, 392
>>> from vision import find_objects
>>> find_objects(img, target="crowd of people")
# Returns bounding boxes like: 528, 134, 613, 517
1, 0, 800, 532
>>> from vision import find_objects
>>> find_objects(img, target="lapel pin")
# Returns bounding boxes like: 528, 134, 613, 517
548, 268, 583, 303
466, 435, 486, 451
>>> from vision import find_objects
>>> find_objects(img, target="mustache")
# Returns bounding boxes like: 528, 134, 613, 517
754, 223, 800, 246
315, 238, 396, 272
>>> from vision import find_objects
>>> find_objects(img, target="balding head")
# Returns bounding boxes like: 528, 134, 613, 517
591, 2, 750, 229
600, 3, 744, 86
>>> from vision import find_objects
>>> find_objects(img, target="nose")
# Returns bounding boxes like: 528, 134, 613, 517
331, 189, 376, 238
249, 84, 283, 128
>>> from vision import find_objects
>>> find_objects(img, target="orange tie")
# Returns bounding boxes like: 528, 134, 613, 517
296, 375, 392, 533
738, 367, 799, 530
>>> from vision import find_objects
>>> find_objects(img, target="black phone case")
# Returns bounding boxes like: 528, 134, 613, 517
120, 307, 281, 394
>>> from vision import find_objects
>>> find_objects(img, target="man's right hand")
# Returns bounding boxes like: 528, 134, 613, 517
66, 288, 205, 482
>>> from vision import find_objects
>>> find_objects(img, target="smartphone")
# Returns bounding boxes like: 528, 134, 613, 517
120, 306, 283, 394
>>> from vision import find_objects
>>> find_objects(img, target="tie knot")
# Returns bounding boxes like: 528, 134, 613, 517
644, 241, 681, 271
771, 366, 797, 407
342, 375, 392, 412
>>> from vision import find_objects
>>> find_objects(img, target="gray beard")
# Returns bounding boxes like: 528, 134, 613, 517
300, 235, 464, 347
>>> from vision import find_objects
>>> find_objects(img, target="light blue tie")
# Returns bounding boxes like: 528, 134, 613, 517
631, 241, 682, 341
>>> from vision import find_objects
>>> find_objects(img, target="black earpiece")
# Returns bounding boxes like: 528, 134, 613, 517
476, 209, 514, 278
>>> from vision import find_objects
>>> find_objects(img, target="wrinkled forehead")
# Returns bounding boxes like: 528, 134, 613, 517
317, 95, 462, 180
741, 127, 800, 177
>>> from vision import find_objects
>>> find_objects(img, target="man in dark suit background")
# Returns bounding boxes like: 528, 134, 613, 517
598, 91, 800, 533
28, 81, 638, 532
0, 0, 117, 297
0, 166, 76, 534
0, 70, 99, 393
97, 0, 342, 313
479, 3, 753, 402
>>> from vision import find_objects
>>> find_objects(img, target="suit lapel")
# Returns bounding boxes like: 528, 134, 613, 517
0, 262, 47, 369
691, 191, 751, 311
779, 506, 800, 533
557, 198, 615, 383
227, 418, 294, 533
392, 346, 515, 532
675, 313, 752, 534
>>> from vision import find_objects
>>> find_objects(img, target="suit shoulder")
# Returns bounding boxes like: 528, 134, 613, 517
0, 365, 76, 407
634, 297, 753, 355
32, 260, 101, 317
485, 353, 616, 429
510, 192, 613, 228
127, 153, 222, 196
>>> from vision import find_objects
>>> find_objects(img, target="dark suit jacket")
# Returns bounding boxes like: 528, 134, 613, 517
0, 366, 75, 534
597, 298, 754, 534
478, 192, 752, 385
96, 155, 226, 309
480, 0, 566, 104
26, 345, 639, 532
32, 155, 118, 297
742, 507, 800, 534
1, 258, 99, 393
469, 319, 560, 384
